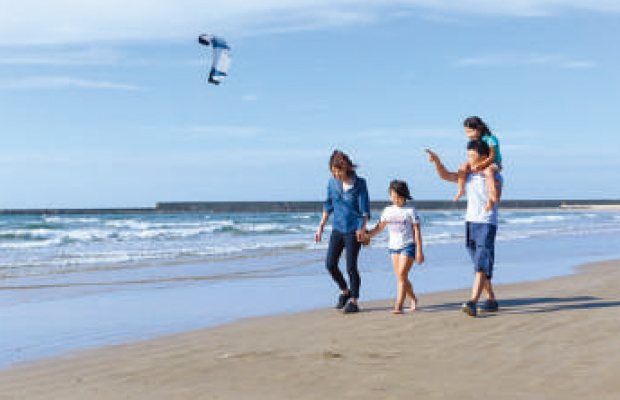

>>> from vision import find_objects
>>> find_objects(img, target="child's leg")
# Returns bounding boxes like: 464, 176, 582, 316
494, 166, 502, 200
392, 254, 416, 313
405, 280, 418, 311
484, 165, 500, 211
453, 162, 471, 202
391, 254, 405, 313
402, 258, 417, 311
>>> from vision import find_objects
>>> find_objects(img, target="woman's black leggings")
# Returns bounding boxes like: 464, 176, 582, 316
325, 230, 362, 299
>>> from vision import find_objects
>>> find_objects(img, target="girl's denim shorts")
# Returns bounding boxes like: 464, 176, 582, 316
388, 243, 416, 258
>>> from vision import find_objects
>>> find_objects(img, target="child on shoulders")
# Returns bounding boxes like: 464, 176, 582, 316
453, 116, 503, 211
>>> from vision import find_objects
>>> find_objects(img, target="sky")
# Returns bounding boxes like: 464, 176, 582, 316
0, 1, 619, 208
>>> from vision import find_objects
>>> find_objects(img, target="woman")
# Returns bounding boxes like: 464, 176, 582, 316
315, 150, 370, 313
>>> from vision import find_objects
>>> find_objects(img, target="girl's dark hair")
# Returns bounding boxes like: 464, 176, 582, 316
463, 116, 493, 137
329, 150, 357, 176
467, 139, 490, 157
389, 180, 413, 201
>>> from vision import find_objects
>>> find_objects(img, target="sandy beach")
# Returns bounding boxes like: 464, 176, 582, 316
1, 259, 620, 399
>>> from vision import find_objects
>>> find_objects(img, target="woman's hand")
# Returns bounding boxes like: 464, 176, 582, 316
315, 227, 323, 243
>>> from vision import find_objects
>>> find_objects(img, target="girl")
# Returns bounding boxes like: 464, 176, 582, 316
315, 150, 370, 314
364, 180, 424, 314
453, 116, 502, 211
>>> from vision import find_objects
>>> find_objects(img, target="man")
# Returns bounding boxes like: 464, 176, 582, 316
426, 140, 501, 317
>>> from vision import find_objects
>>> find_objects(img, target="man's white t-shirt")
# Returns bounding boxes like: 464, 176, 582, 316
380, 205, 420, 250
465, 172, 500, 225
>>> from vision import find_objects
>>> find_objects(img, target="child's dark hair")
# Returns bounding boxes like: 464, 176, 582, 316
467, 139, 490, 157
463, 116, 493, 137
329, 150, 357, 177
389, 180, 413, 201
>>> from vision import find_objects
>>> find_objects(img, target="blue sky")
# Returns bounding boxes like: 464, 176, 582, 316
0, 1, 619, 208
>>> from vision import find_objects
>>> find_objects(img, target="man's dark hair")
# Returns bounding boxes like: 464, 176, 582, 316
467, 139, 490, 157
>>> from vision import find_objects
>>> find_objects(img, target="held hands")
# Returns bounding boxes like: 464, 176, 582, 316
356, 229, 371, 245
316, 228, 371, 244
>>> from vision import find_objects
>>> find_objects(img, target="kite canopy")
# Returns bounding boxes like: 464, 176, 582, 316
198, 34, 231, 85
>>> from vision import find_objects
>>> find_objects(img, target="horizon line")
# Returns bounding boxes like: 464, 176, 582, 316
0, 199, 619, 215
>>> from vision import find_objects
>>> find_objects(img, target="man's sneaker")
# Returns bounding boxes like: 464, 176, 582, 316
336, 292, 352, 309
342, 300, 359, 314
480, 299, 499, 313
461, 301, 477, 317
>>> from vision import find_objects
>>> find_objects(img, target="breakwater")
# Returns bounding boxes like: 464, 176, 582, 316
0, 199, 619, 215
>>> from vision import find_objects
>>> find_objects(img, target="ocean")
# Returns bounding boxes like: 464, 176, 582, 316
2, 207, 620, 368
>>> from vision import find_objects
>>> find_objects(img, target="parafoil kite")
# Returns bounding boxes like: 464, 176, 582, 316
198, 34, 231, 85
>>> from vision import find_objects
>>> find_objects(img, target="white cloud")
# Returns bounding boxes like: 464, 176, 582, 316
455, 53, 598, 69
0, 76, 142, 91
0, 1, 618, 45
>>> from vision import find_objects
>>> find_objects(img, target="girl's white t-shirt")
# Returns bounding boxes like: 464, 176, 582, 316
380, 205, 420, 250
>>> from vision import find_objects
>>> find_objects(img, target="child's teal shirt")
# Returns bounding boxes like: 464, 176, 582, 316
482, 134, 502, 166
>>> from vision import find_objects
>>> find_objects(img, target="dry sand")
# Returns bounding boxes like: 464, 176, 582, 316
2, 260, 620, 399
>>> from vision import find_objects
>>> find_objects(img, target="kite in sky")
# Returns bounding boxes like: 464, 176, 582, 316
198, 34, 231, 85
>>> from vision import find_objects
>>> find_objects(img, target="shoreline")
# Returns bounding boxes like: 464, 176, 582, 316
4, 230, 620, 371
1, 199, 620, 215
2, 258, 620, 399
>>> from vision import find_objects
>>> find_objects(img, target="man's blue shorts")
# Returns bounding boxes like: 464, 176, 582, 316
465, 222, 497, 279
389, 243, 416, 258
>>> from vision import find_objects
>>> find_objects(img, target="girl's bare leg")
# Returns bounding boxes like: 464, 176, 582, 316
484, 165, 500, 211
391, 254, 405, 313
393, 254, 416, 313
453, 163, 471, 202
392, 254, 404, 314
406, 281, 418, 312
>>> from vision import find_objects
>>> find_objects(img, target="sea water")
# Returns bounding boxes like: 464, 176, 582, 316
1, 208, 620, 368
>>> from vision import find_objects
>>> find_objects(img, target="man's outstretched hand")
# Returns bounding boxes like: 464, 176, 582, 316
425, 149, 439, 163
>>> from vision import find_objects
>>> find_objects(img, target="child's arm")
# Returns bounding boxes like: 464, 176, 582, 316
472, 146, 497, 172
365, 221, 387, 240
413, 223, 424, 264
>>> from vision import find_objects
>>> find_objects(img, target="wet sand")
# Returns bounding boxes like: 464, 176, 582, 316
2, 259, 620, 399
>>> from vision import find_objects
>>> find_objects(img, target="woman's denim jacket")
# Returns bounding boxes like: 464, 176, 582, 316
323, 173, 370, 233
